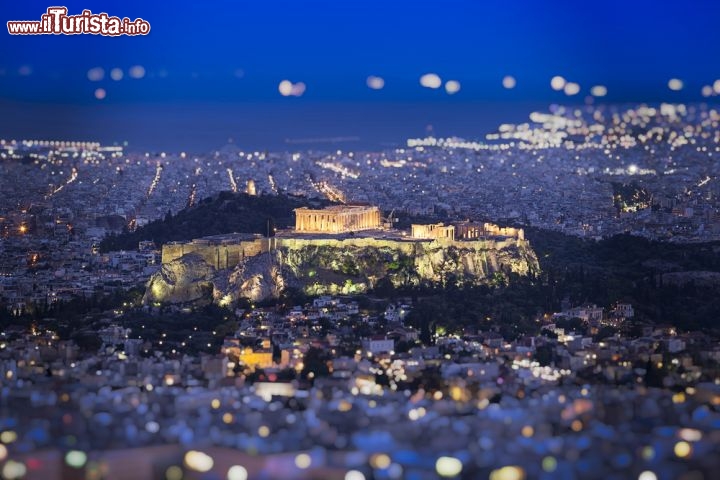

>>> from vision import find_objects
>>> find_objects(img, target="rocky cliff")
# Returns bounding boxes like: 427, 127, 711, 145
144, 238, 540, 305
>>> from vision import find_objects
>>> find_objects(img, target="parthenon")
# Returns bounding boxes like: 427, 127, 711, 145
294, 205, 382, 233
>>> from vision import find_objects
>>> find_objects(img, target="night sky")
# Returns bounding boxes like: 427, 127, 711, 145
1, 0, 719, 150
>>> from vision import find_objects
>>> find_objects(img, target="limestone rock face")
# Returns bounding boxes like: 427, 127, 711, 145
144, 239, 540, 305
143, 253, 216, 305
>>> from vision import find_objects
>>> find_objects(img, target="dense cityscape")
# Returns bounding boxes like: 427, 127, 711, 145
1, 101, 719, 479
4, 1, 720, 479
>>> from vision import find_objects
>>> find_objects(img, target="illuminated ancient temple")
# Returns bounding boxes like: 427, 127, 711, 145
294, 205, 382, 233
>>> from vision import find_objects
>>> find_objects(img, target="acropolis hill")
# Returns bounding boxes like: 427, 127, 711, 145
145, 205, 540, 304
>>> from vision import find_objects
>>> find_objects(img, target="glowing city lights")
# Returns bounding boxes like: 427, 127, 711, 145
541, 456, 557, 472
184, 450, 214, 472
668, 78, 683, 91
590, 85, 607, 97
279, 80, 306, 97
550, 76, 566, 91
345, 470, 366, 480
638, 471, 658, 480
563, 82, 580, 96
87, 67, 104, 82
65, 450, 88, 468
129, 65, 146, 79
489, 466, 525, 480
435, 456, 463, 477
227, 465, 249, 480
367, 75, 385, 90
1, 461, 26, 480
420, 73, 442, 89
94, 88, 107, 100
673, 441, 691, 458
445, 80, 461, 94
110, 68, 123, 81
714, 79, 720, 94
294, 453, 312, 469
166, 465, 183, 480
502, 75, 517, 89
279, 80, 293, 96
370, 453, 391, 469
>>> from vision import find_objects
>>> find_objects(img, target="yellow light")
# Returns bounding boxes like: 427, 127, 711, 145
489, 466, 525, 480
674, 441, 691, 458
435, 456, 463, 477
258, 425, 270, 437
521, 425, 534, 437
166, 465, 183, 480
638, 471, 657, 480
222, 413, 234, 424
0, 430, 17, 443
541, 457, 556, 473
211, 398, 221, 409
370, 453, 391, 469
2, 461, 26, 480
184, 450, 214, 472
295, 453, 312, 469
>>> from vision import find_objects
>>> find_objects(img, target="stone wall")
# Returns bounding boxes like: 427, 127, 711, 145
162, 237, 267, 270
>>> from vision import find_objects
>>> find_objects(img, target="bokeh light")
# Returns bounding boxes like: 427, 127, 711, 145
2, 461, 26, 480
420, 73, 442, 89
502, 75, 516, 89
129, 65, 146, 79
550, 75, 566, 91
345, 470, 366, 480
295, 453, 312, 469
227, 465, 248, 480
87, 67, 104, 82
367, 76, 385, 90
590, 85, 607, 97
184, 450, 214, 472
110, 68, 123, 81
65, 450, 88, 468
94, 88, 107, 100
445, 80, 461, 94
668, 78, 683, 91
564, 82, 580, 96
435, 456, 463, 477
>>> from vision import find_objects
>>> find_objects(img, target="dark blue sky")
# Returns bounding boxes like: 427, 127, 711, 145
1, 0, 719, 150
